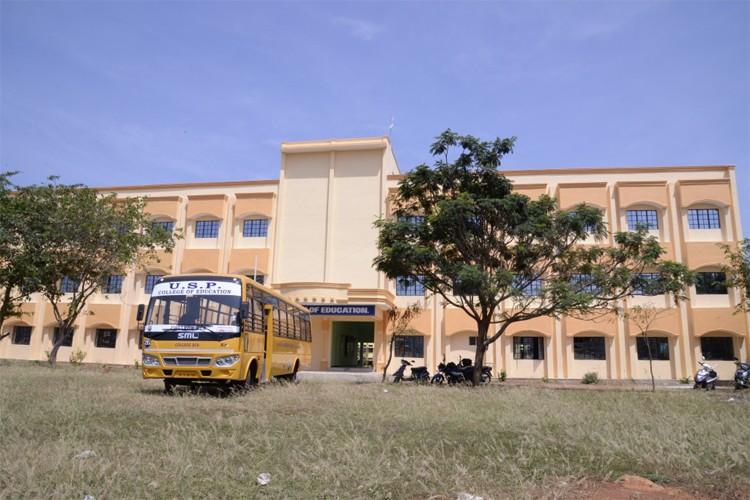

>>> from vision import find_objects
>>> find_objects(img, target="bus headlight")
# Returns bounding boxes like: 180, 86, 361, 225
142, 354, 160, 366
215, 355, 240, 367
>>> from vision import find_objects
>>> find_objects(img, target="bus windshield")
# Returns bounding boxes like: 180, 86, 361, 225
144, 278, 242, 339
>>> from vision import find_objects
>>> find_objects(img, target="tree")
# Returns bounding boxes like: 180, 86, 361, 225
381, 303, 422, 382
720, 239, 750, 313
0, 172, 38, 340
11, 177, 179, 364
623, 304, 675, 392
621, 264, 694, 391
374, 130, 693, 385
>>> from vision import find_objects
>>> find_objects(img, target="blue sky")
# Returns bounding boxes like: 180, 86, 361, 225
1, 1, 748, 233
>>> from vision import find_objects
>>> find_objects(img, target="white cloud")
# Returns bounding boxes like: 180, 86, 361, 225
332, 16, 383, 41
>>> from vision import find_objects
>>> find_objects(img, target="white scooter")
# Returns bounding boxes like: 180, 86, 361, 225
694, 358, 718, 390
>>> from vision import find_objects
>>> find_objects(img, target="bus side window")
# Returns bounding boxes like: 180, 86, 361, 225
252, 299, 263, 331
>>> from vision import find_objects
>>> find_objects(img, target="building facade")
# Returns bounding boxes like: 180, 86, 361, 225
2, 136, 748, 381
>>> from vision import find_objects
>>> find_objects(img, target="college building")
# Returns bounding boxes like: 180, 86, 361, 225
1, 136, 748, 381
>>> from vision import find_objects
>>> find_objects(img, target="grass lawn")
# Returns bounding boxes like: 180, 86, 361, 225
1, 362, 748, 499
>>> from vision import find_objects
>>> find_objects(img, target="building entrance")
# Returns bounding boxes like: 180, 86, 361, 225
330, 321, 374, 369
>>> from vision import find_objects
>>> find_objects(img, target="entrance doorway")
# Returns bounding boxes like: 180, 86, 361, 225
331, 321, 374, 369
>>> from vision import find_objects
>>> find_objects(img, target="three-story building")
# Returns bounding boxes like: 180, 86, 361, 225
2, 136, 747, 381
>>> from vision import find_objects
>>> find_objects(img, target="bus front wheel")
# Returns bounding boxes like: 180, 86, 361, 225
243, 363, 258, 390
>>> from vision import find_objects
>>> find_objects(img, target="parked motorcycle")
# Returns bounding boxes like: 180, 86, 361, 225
733, 357, 750, 390
431, 356, 492, 386
392, 359, 430, 383
694, 358, 718, 390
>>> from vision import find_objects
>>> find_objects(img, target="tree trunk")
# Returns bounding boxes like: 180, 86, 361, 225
644, 333, 656, 392
48, 339, 63, 365
382, 334, 396, 382
472, 319, 491, 386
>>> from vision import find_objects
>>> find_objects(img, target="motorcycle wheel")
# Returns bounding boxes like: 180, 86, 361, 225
693, 383, 701, 389
736, 382, 742, 390
709, 382, 716, 390
393, 376, 402, 383
480, 372, 492, 386
431, 374, 445, 385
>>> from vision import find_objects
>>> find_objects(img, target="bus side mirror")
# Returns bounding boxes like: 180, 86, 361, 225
136, 304, 145, 322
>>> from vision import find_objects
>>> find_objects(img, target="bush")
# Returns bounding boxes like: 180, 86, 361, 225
69, 348, 87, 366
678, 376, 691, 384
499, 370, 507, 382
581, 372, 599, 385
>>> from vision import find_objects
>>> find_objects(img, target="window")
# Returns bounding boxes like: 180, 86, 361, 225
113, 223, 131, 235
195, 220, 220, 238
573, 337, 606, 360
636, 337, 669, 360
568, 211, 597, 233
514, 337, 544, 360
469, 336, 477, 346
632, 273, 662, 296
103, 275, 124, 294
153, 221, 175, 233
395, 336, 424, 357
627, 210, 659, 230
95, 329, 117, 349
61, 277, 78, 294
145, 275, 162, 294
571, 274, 600, 293
687, 209, 720, 229
452, 276, 479, 297
700, 337, 734, 361
396, 276, 424, 296
243, 219, 269, 238
514, 276, 542, 296
53, 327, 74, 347
251, 274, 265, 285
21, 279, 37, 294
12, 326, 32, 345
695, 272, 727, 295
398, 215, 425, 225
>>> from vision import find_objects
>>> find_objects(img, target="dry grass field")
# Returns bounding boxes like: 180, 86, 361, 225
1, 362, 749, 499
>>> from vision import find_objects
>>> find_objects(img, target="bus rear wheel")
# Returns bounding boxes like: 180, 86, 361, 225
284, 362, 300, 383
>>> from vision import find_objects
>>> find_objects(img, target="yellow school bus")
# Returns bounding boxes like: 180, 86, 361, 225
139, 274, 311, 392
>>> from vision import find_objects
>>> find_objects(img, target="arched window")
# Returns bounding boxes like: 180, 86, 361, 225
195, 219, 220, 238
242, 218, 269, 238
687, 208, 720, 229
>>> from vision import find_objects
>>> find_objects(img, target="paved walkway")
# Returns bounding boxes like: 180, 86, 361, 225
297, 371, 741, 390
298, 370, 382, 382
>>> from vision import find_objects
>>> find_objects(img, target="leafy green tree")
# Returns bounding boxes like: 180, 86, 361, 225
11, 177, 179, 364
374, 130, 693, 385
720, 239, 750, 313
0, 172, 38, 339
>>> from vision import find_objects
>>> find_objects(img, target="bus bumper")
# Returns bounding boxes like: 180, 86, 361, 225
142, 367, 242, 382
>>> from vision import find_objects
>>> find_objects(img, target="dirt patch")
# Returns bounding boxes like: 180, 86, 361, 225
569, 475, 695, 499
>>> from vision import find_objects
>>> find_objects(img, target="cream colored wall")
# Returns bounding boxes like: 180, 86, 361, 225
329, 150, 386, 288
275, 152, 331, 283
